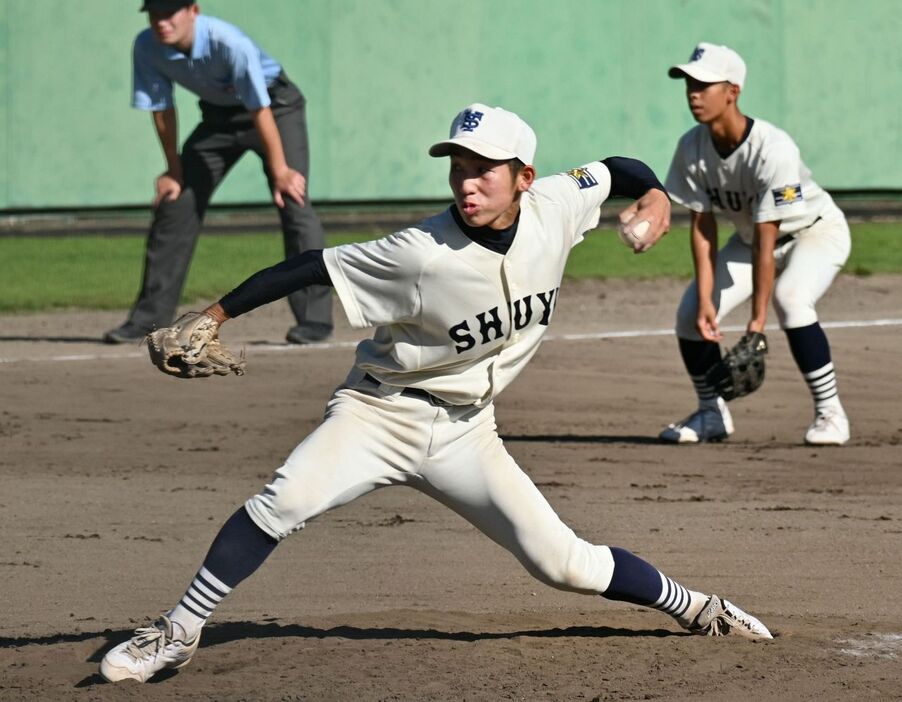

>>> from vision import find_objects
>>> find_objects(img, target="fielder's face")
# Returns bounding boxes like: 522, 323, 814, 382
148, 4, 199, 51
684, 77, 739, 124
448, 150, 534, 230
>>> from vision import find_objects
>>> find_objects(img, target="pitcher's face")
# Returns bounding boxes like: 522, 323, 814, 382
448, 150, 533, 230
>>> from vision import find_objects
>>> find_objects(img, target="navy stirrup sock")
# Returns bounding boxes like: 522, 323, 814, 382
678, 338, 722, 403
602, 546, 703, 625
168, 507, 279, 637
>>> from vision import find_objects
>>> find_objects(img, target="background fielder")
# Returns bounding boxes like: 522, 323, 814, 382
104, 0, 332, 346
660, 42, 852, 446
100, 103, 771, 684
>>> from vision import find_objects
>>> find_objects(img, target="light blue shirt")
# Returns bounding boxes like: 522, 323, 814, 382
132, 14, 282, 111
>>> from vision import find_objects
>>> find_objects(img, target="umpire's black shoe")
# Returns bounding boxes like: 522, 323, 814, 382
103, 322, 151, 345
286, 324, 332, 345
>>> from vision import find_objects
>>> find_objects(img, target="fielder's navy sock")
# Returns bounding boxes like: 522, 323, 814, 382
785, 322, 830, 372
169, 507, 278, 638
602, 547, 706, 627
678, 338, 722, 405
785, 323, 843, 410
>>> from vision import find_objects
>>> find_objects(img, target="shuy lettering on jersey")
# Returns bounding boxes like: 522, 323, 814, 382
705, 186, 755, 212
449, 287, 559, 353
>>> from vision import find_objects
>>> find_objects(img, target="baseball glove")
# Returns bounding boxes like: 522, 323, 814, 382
146, 312, 246, 379
704, 332, 768, 401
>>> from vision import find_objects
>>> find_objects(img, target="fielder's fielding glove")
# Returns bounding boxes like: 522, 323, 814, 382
146, 312, 246, 379
704, 332, 768, 401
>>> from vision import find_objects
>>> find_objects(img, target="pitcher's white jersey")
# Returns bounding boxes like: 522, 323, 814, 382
323, 161, 612, 407
665, 118, 842, 244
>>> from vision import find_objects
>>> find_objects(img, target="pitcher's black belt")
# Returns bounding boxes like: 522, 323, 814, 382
362, 373, 454, 407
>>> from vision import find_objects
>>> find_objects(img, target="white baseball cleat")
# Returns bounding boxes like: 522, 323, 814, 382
659, 396, 734, 444
100, 615, 200, 683
804, 407, 850, 446
688, 594, 773, 640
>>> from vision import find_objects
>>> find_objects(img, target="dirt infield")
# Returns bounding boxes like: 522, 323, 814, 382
1, 275, 900, 701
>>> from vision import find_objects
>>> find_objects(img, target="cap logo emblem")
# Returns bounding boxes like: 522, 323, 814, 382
690, 46, 705, 61
460, 110, 485, 132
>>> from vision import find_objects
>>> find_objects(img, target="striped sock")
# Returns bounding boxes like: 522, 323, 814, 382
785, 323, 844, 413
679, 338, 722, 407
652, 573, 706, 627
690, 373, 719, 406
168, 566, 232, 641
164, 507, 278, 641
804, 362, 843, 412
602, 547, 708, 628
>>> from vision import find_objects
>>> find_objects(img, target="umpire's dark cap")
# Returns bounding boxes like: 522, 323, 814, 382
140, 0, 195, 12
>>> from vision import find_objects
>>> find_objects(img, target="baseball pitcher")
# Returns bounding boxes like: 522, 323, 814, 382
101, 103, 771, 684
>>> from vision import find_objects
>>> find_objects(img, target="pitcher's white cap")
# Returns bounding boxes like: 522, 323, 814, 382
669, 43, 746, 88
429, 103, 536, 164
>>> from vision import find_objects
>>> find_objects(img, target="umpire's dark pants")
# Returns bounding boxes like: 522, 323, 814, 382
126, 73, 332, 336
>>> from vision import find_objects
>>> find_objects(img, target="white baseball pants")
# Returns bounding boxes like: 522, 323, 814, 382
245, 380, 616, 595
675, 215, 851, 336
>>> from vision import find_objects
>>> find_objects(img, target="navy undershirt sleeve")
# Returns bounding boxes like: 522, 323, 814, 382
219, 249, 331, 318
601, 156, 667, 199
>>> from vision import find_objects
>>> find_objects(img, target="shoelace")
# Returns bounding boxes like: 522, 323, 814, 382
719, 604, 765, 635
124, 625, 166, 660
689, 598, 722, 636
706, 617, 727, 636
814, 413, 839, 430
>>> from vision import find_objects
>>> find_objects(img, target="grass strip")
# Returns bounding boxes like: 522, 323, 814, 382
0, 223, 898, 313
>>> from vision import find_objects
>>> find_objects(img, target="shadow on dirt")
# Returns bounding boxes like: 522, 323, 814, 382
502, 433, 663, 445
67, 620, 682, 687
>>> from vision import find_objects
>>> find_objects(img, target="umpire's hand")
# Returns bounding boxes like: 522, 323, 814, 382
272, 167, 307, 208
153, 171, 183, 208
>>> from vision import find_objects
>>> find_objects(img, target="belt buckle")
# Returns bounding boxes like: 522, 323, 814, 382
426, 393, 454, 408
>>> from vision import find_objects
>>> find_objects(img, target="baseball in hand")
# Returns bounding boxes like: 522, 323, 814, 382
617, 218, 651, 252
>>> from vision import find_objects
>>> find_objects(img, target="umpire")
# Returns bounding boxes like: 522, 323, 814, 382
105, 0, 332, 345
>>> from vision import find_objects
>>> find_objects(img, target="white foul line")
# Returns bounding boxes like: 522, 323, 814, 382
1, 318, 901, 365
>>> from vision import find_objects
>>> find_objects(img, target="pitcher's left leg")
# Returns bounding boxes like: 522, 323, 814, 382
416, 405, 770, 638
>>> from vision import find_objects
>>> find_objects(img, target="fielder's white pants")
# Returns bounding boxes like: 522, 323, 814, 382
675, 216, 852, 337
245, 378, 615, 595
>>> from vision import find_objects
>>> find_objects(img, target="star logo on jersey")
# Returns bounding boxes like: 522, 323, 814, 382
459, 109, 485, 132
772, 184, 803, 206
566, 167, 598, 189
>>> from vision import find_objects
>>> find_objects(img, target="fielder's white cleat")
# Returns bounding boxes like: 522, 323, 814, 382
100, 615, 200, 683
659, 396, 734, 444
804, 407, 850, 446
688, 594, 773, 640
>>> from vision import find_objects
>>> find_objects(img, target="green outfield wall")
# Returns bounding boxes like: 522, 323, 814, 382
0, 0, 899, 210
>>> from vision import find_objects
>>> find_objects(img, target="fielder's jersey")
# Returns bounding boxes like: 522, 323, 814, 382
665, 118, 842, 244
324, 161, 612, 407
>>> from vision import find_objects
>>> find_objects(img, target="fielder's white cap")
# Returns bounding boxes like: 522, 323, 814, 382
668, 42, 747, 89
428, 103, 537, 164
